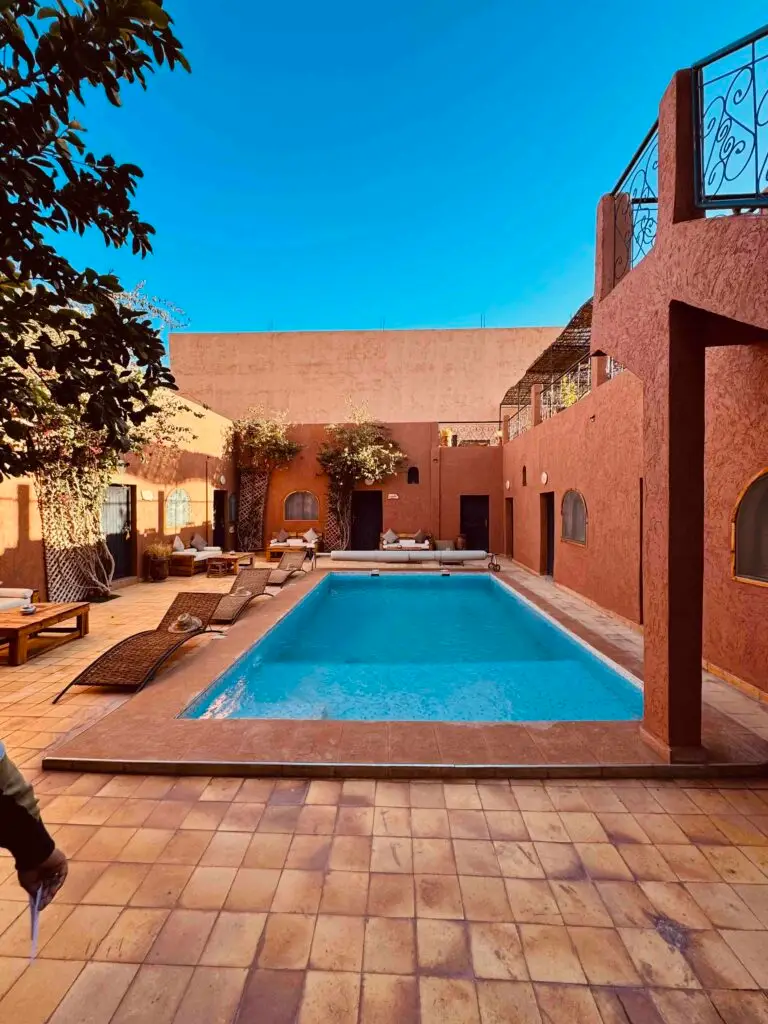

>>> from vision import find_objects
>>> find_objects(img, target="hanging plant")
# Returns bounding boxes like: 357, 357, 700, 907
224, 409, 303, 551
317, 403, 407, 550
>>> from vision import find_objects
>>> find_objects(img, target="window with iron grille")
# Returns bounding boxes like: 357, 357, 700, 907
284, 490, 319, 520
562, 489, 587, 545
166, 488, 192, 531
735, 472, 768, 583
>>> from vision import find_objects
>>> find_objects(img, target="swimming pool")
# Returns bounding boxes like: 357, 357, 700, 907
184, 573, 641, 722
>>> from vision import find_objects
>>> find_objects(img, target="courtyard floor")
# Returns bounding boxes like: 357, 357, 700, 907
0, 566, 768, 1020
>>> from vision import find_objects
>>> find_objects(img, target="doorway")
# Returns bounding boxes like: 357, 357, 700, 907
213, 490, 227, 549
102, 484, 134, 579
460, 495, 490, 551
505, 498, 514, 558
351, 491, 383, 550
541, 491, 555, 576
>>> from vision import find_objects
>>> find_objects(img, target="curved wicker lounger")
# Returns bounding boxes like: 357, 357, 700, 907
268, 548, 310, 586
212, 568, 273, 624
51, 592, 222, 704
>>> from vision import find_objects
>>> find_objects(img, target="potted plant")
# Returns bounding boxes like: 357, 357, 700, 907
144, 541, 172, 582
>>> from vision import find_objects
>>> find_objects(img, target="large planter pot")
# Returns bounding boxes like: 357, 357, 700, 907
146, 556, 170, 582
456, 534, 467, 551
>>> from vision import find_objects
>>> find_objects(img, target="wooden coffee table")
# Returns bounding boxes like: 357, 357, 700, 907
207, 552, 254, 576
0, 602, 90, 666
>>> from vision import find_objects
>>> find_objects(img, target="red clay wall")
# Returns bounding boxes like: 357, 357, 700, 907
436, 446, 504, 552
503, 351, 768, 695
704, 343, 768, 692
265, 423, 437, 542
502, 372, 644, 624
265, 423, 503, 550
169, 326, 560, 423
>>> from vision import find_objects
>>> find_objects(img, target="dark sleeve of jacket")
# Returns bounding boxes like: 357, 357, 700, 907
0, 748, 55, 871
0, 793, 55, 870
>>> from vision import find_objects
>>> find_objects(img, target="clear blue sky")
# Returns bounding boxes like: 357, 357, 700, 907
58, 2, 767, 334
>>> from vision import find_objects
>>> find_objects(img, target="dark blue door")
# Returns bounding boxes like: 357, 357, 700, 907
102, 485, 133, 579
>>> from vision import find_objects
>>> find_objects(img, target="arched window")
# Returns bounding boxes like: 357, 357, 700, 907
407, 466, 420, 485
284, 490, 319, 521
734, 471, 768, 582
166, 488, 192, 532
522, 466, 527, 487
562, 489, 587, 545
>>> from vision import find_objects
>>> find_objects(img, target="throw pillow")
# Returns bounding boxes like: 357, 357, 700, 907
191, 534, 206, 551
303, 527, 319, 544
172, 535, 185, 553
276, 528, 289, 543
414, 529, 427, 544
383, 528, 399, 545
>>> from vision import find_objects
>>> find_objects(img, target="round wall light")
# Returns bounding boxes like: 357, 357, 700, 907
541, 471, 548, 485
505, 480, 510, 490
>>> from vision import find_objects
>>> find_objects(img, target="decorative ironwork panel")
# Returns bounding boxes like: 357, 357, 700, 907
438, 422, 502, 446
612, 126, 659, 285
695, 29, 768, 207
507, 406, 531, 440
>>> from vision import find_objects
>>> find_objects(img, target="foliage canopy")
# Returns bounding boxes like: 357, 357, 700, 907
1, 0, 189, 477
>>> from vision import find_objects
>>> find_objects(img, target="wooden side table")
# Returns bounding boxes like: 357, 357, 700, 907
206, 558, 231, 578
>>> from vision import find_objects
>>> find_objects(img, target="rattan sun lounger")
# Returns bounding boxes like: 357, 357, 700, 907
268, 548, 310, 586
51, 592, 222, 704
212, 568, 273, 624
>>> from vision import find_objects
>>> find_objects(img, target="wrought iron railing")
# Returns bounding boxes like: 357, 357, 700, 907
606, 356, 625, 379
506, 405, 531, 441
693, 25, 768, 209
612, 123, 659, 285
438, 421, 502, 447
540, 356, 592, 421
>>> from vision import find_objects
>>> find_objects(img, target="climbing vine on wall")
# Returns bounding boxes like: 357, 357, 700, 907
316, 403, 407, 550
224, 409, 302, 551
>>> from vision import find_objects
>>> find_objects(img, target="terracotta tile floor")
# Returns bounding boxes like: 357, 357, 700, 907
2, 564, 768, 1017
0, 775, 767, 1020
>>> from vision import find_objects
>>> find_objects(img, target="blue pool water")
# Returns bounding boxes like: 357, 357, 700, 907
183, 574, 642, 722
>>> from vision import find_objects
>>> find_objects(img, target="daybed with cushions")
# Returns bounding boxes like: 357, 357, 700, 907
331, 550, 487, 563
379, 529, 431, 551
268, 527, 322, 561
169, 534, 223, 576
0, 586, 37, 612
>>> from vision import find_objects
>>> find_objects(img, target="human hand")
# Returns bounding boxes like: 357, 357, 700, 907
17, 847, 68, 908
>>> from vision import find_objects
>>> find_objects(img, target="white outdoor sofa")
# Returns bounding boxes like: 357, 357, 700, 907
330, 550, 488, 564
170, 535, 223, 576
0, 587, 35, 612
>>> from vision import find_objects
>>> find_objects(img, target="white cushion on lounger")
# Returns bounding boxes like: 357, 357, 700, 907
399, 539, 417, 546
203, 546, 222, 553
286, 539, 305, 547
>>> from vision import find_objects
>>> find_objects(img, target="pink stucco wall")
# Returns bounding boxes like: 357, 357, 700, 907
503, 348, 768, 695
169, 327, 560, 423
265, 423, 503, 550
503, 372, 644, 625
703, 344, 768, 691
